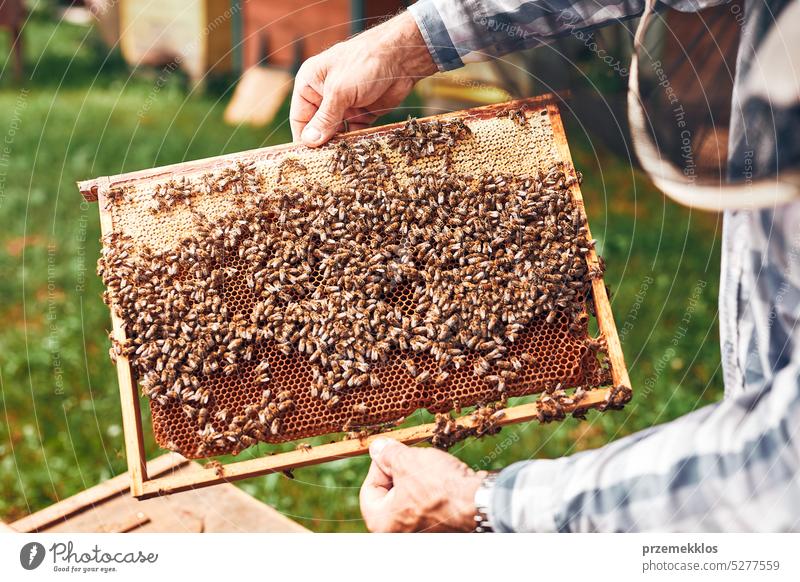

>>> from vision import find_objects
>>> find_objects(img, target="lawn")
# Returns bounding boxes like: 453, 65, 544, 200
0, 13, 722, 531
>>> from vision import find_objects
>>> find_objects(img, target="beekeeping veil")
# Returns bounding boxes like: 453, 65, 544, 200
628, 0, 800, 210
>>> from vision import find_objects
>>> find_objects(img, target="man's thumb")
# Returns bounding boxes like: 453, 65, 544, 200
369, 438, 407, 476
301, 93, 346, 147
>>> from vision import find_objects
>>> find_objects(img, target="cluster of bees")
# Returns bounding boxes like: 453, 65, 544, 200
385, 117, 472, 165
533, 380, 631, 422
328, 139, 390, 179
534, 384, 588, 423
99, 228, 299, 455
430, 402, 506, 450
132, 161, 263, 214
99, 114, 604, 457
496, 105, 530, 126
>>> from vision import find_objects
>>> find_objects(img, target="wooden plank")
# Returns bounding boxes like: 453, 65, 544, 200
209, 482, 308, 532
0, 521, 17, 532
136, 391, 609, 498
547, 103, 632, 392
97, 183, 150, 497
11, 453, 187, 533
99, 512, 151, 533
77, 94, 566, 201
43, 495, 203, 534
16, 456, 307, 532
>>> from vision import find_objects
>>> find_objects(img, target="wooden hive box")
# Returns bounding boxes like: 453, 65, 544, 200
118, 0, 232, 84
240, 0, 406, 70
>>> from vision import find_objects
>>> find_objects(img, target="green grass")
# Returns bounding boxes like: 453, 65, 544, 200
0, 15, 722, 531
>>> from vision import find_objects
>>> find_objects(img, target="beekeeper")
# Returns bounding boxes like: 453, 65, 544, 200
290, 0, 800, 532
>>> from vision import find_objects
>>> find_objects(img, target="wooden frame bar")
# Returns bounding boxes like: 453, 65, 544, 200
547, 103, 632, 393
79, 95, 630, 499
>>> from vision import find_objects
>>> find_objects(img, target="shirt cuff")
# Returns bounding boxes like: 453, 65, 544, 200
407, 1, 466, 72
490, 459, 564, 532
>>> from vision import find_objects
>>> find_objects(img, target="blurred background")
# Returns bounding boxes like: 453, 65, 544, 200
0, 0, 732, 531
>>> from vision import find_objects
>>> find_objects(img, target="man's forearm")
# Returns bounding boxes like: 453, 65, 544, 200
409, 0, 645, 71
384, 11, 440, 80
488, 363, 800, 532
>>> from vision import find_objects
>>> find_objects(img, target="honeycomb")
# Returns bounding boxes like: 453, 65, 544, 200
95, 99, 616, 459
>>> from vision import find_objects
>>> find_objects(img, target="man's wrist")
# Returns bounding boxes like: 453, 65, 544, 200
381, 11, 438, 80
448, 469, 484, 532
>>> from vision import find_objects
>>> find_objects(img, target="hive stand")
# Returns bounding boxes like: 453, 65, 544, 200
78, 95, 630, 499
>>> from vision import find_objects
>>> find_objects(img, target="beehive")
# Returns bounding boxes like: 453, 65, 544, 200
81, 96, 630, 469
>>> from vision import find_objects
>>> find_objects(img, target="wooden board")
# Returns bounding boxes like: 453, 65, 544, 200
78, 95, 631, 498
9, 454, 307, 533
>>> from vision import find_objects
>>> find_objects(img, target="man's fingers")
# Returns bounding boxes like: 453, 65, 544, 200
301, 89, 349, 147
359, 460, 396, 532
289, 83, 321, 142
360, 459, 392, 503
369, 438, 409, 478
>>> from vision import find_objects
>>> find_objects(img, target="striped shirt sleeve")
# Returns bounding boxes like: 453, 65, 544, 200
408, 0, 645, 71
489, 363, 800, 531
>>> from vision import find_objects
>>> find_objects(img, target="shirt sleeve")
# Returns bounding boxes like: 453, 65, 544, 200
407, 0, 645, 71
489, 361, 800, 532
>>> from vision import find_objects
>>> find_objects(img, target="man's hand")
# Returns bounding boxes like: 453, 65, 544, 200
290, 11, 437, 147
359, 438, 485, 532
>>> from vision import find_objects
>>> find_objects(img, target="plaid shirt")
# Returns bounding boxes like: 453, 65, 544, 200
409, 0, 800, 531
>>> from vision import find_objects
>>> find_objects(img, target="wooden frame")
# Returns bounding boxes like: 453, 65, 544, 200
78, 95, 630, 500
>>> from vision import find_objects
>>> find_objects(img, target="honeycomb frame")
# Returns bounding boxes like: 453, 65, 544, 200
79, 95, 631, 498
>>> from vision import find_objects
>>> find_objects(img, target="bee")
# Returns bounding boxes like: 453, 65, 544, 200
205, 460, 225, 478
490, 410, 506, 421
